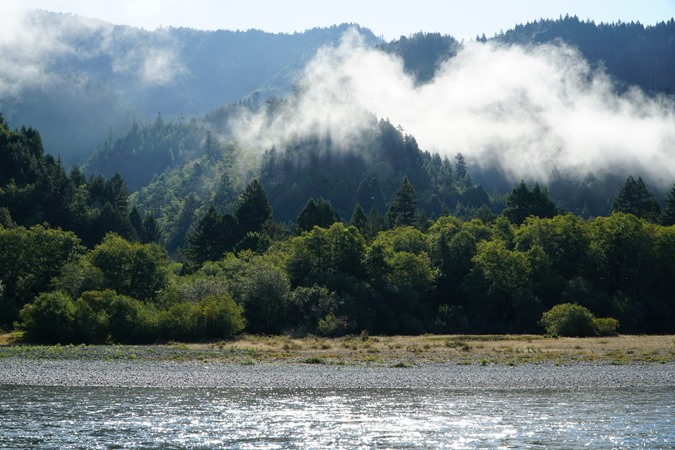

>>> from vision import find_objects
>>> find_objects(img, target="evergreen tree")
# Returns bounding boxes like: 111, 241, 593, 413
142, 213, 163, 244
0, 207, 14, 228
661, 184, 675, 226
129, 207, 144, 241
387, 176, 418, 227
503, 180, 559, 224
349, 203, 368, 232
167, 193, 198, 252
235, 179, 272, 234
611, 175, 660, 222
297, 198, 339, 232
187, 206, 227, 265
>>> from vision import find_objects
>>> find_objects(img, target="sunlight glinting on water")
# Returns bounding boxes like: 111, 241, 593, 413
0, 386, 673, 448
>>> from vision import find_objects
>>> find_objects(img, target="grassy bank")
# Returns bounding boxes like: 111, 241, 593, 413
1, 333, 674, 366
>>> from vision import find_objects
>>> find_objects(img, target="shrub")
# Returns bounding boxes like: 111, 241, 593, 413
593, 317, 620, 336
539, 303, 597, 337
74, 290, 159, 344
19, 292, 76, 343
161, 294, 245, 341
198, 294, 246, 339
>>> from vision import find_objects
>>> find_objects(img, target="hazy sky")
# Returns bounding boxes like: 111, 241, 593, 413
4, 0, 674, 40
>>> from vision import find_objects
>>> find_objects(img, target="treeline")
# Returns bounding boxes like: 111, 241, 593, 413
3, 115, 675, 342
3, 176, 675, 342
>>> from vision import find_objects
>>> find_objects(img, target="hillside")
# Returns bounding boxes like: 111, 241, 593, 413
0, 10, 378, 163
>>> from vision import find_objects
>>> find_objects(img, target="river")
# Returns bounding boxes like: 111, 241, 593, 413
1, 384, 673, 448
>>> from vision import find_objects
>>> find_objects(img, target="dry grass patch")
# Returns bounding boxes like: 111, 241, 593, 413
1, 333, 673, 365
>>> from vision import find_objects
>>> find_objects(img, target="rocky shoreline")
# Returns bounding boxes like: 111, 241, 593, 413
1, 359, 673, 390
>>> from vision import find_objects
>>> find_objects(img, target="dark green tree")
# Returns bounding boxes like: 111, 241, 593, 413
141, 213, 163, 244
297, 198, 339, 232
386, 176, 418, 227
235, 179, 272, 234
349, 203, 368, 232
503, 181, 559, 224
660, 183, 675, 226
611, 175, 660, 222
129, 207, 144, 241
187, 206, 235, 265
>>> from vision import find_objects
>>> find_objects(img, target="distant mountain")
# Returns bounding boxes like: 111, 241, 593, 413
495, 16, 675, 95
0, 10, 379, 163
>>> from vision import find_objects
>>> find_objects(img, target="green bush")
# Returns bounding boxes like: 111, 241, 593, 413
161, 294, 245, 341
593, 317, 620, 336
539, 303, 597, 337
19, 292, 76, 343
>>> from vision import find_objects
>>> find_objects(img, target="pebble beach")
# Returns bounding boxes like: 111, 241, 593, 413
1, 358, 673, 390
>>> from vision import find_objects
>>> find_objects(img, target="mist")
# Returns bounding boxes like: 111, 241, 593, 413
0, 10, 185, 96
232, 29, 675, 187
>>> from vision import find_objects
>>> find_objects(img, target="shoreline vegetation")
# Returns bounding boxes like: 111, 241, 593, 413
1, 333, 673, 367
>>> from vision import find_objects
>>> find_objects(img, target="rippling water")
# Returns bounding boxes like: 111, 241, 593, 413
1, 385, 673, 449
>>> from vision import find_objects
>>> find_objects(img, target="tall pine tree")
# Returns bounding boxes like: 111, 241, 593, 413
660, 183, 675, 226
387, 176, 418, 227
235, 179, 272, 234
611, 175, 660, 222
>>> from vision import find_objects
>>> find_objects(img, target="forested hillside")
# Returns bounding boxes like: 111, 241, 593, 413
0, 10, 378, 162
1, 15, 675, 342
2, 113, 675, 340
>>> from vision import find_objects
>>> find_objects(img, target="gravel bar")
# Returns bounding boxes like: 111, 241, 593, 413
1, 359, 673, 389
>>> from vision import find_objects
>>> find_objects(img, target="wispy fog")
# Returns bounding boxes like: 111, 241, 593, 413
0, 10, 185, 95
233, 29, 675, 186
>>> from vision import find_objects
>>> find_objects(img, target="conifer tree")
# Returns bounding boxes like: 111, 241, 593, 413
503, 180, 559, 224
297, 198, 339, 232
611, 175, 660, 222
349, 203, 368, 232
235, 179, 272, 234
387, 176, 418, 227
661, 184, 675, 226
187, 206, 227, 265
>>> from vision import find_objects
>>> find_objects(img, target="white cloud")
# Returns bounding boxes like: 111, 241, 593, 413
0, 10, 186, 96
233, 29, 675, 186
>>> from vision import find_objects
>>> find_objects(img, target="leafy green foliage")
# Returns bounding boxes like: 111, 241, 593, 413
539, 303, 598, 337
287, 223, 366, 285
88, 233, 169, 301
19, 292, 77, 343
0, 225, 83, 326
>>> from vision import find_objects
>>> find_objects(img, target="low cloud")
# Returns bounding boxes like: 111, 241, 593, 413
233, 29, 675, 186
0, 10, 186, 96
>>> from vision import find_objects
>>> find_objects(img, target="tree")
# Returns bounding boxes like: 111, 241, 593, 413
503, 181, 559, 224
287, 223, 366, 285
660, 183, 675, 226
386, 176, 418, 227
88, 233, 169, 301
611, 175, 660, 222
463, 239, 533, 329
235, 179, 272, 234
349, 203, 368, 232
187, 206, 238, 265
297, 198, 339, 232
0, 225, 83, 327
142, 213, 163, 244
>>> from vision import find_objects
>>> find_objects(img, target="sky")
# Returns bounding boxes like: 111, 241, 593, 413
3, 0, 674, 40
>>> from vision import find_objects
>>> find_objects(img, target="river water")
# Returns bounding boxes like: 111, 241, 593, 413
1, 385, 673, 449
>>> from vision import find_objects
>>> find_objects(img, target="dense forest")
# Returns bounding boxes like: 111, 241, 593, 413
2, 112, 675, 342
1, 16, 675, 342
